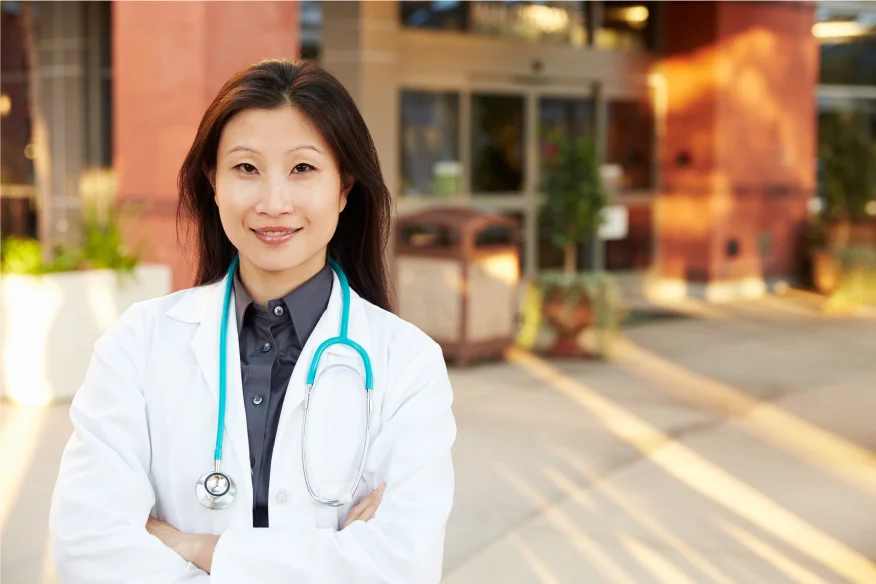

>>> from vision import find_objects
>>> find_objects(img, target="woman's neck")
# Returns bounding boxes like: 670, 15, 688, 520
237, 254, 326, 306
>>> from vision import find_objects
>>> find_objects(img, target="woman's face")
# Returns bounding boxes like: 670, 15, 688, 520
212, 106, 351, 281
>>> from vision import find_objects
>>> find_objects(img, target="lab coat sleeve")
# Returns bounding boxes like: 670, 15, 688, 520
210, 339, 457, 583
49, 304, 210, 583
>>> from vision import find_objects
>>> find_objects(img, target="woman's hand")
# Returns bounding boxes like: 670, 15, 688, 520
343, 482, 386, 529
146, 516, 219, 574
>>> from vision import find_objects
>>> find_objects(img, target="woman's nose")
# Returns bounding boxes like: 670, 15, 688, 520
255, 179, 294, 216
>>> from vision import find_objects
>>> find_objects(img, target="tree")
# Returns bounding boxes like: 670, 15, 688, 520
819, 108, 876, 223
540, 130, 608, 278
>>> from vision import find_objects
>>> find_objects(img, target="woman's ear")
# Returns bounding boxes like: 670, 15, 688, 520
339, 174, 354, 213
203, 165, 217, 201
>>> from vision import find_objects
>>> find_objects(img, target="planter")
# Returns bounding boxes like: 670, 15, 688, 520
542, 293, 594, 358
1, 264, 172, 405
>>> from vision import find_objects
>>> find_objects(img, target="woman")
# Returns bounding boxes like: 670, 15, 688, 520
49, 59, 456, 583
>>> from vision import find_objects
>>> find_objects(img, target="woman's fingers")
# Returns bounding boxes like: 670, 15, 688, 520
344, 499, 367, 525
356, 483, 386, 522
355, 495, 381, 523
343, 493, 372, 527
343, 483, 386, 528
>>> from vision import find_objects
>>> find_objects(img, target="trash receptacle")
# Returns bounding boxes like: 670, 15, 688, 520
395, 208, 520, 366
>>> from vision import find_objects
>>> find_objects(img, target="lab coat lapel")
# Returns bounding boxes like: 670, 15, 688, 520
280, 269, 373, 418
187, 276, 250, 477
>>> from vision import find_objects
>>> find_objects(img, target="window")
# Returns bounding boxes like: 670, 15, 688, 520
539, 96, 594, 145
819, 96, 876, 139
468, 1, 586, 46
400, 90, 461, 197
607, 99, 653, 190
596, 1, 657, 51
1, 1, 36, 238
471, 94, 525, 193
400, 1, 664, 51
1, 1, 34, 187
816, 5, 876, 86
401, 1, 587, 46
400, 1, 466, 32
84, 0, 112, 167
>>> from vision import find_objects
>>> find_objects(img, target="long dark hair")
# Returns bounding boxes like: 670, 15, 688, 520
177, 59, 393, 312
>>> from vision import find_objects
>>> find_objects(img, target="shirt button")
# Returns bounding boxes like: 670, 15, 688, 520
274, 489, 289, 505
261, 342, 271, 353
273, 306, 284, 317
252, 395, 264, 406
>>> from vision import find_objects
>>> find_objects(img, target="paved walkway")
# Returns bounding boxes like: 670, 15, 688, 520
2, 294, 875, 583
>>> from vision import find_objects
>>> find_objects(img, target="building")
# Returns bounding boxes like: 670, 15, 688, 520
2, 1, 874, 298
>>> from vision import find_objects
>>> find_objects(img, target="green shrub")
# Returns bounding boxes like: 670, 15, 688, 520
1, 205, 138, 276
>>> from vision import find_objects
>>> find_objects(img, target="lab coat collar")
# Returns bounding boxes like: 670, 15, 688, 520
164, 266, 374, 415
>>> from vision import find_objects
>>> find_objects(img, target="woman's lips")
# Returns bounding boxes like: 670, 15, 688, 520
251, 227, 302, 246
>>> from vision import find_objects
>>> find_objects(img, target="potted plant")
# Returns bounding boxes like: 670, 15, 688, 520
0, 203, 172, 405
537, 131, 614, 357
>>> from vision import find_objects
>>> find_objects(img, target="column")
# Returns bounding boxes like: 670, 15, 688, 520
321, 1, 401, 287
321, 1, 400, 195
652, 1, 817, 301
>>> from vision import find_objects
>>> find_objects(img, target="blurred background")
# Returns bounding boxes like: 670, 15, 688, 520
1, 1, 875, 582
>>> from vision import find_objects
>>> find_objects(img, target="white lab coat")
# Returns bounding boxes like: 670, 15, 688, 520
49, 270, 456, 583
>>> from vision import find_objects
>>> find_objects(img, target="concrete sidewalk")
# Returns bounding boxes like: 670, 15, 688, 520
3, 295, 876, 583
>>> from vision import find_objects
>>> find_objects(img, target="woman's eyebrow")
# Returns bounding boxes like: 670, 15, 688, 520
225, 144, 324, 155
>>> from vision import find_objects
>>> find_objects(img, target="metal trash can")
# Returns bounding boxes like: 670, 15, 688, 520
395, 208, 520, 366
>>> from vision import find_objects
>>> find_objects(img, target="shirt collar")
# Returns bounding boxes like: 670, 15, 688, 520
232, 262, 334, 347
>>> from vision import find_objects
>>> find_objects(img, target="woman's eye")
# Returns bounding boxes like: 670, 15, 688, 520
235, 163, 258, 174
292, 163, 315, 174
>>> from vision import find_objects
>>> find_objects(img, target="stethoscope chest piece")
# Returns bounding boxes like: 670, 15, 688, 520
196, 470, 237, 509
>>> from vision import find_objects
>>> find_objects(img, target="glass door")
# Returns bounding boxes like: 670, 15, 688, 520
469, 93, 526, 195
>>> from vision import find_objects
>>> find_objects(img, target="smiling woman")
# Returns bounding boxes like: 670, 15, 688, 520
208, 106, 353, 304
177, 60, 393, 312
49, 59, 457, 584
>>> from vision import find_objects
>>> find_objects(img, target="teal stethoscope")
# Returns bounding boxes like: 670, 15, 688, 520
196, 255, 374, 510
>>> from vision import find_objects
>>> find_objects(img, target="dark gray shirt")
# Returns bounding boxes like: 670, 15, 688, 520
233, 264, 333, 528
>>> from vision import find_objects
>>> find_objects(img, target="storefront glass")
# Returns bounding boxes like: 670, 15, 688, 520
400, 90, 461, 197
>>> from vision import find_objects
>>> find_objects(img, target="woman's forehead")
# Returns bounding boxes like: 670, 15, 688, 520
219, 106, 328, 155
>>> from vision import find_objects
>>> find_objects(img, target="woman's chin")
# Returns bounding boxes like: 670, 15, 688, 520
240, 250, 321, 275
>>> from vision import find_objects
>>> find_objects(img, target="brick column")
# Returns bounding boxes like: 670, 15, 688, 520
113, 1, 300, 290
651, 1, 817, 301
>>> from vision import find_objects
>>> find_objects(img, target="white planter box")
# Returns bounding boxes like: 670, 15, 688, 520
1, 264, 172, 405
